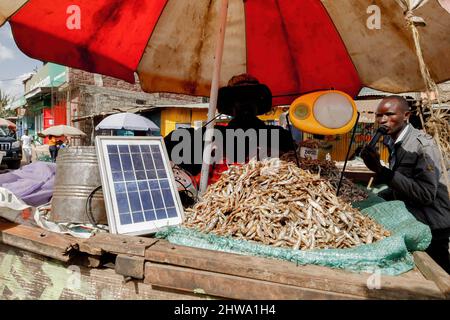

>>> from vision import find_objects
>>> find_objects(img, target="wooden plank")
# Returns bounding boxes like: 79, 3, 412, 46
71, 254, 103, 268
81, 233, 158, 256
115, 254, 145, 279
145, 241, 444, 299
413, 251, 450, 299
76, 238, 103, 256
0, 222, 77, 262
145, 262, 362, 300
0, 243, 202, 300
397, 266, 426, 281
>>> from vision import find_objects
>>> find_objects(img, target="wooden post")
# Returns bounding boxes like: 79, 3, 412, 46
199, 0, 229, 194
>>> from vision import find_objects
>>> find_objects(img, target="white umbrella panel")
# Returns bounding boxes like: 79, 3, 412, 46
95, 113, 159, 132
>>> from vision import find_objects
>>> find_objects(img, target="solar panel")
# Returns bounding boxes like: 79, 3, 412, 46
96, 136, 184, 235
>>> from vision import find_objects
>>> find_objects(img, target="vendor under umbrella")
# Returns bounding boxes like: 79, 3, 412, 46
165, 74, 294, 185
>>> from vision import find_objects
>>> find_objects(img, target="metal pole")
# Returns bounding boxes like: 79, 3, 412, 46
336, 112, 360, 197
199, 0, 229, 194
286, 115, 300, 168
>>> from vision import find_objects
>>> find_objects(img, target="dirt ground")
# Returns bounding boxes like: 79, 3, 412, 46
10, 145, 51, 168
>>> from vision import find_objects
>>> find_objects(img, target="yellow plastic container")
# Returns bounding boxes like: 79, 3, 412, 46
289, 90, 358, 135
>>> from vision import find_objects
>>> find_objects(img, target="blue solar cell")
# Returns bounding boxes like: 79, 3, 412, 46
126, 182, 138, 192
148, 180, 159, 190
140, 145, 150, 153
128, 192, 142, 212
162, 189, 174, 207
120, 154, 132, 170
159, 180, 170, 189
137, 181, 148, 191
166, 207, 178, 218
135, 170, 146, 180
151, 190, 164, 209
116, 193, 130, 213
114, 182, 126, 193
150, 145, 159, 153
155, 208, 167, 220
144, 210, 156, 221
141, 192, 153, 210
119, 145, 129, 153
112, 171, 124, 182
157, 169, 167, 179
107, 145, 119, 154
130, 145, 140, 153
132, 154, 144, 170
146, 170, 157, 179
142, 156, 154, 171
153, 156, 164, 169
109, 154, 122, 172
119, 214, 133, 225
123, 171, 135, 181
132, 212, 145, 223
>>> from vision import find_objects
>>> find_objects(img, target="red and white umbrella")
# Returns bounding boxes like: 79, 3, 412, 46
0, 117, 16, 129
2, 0, 450, 102
2, 0, 449, 190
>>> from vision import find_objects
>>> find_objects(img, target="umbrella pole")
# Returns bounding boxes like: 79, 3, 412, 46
199, 0, 229, 194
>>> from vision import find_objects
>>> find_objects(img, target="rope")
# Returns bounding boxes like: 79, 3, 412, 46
403, 8, 450, 196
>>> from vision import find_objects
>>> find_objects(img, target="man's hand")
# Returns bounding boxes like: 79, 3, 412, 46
361, 146, 383, 174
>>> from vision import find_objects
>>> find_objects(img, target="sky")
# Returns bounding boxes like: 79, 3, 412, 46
0, 22, 42, 100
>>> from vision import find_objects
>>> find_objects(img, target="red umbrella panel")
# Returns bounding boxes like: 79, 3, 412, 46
4, 0, 449, 105
0, 118, 17, 129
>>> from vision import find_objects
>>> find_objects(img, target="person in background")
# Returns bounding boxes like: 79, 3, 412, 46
218, 73, 294, 163
21, 129, 33, 164
164, 74, 294, 184
48, 135, 58, 163
361, 95, 450, 273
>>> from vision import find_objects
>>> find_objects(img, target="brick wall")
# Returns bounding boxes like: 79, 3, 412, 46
67, 68, 206, 145
69, 68, 143, 91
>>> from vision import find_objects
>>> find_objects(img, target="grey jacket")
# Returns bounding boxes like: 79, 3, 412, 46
379, 125, 450, 230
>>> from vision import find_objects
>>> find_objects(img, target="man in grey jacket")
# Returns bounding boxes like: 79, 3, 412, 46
361, 95, 450, 273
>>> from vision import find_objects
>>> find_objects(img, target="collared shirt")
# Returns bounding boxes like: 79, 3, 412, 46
387, 124, 410, 169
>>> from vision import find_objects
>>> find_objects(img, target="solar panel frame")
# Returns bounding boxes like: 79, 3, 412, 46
95, 136, 184, 235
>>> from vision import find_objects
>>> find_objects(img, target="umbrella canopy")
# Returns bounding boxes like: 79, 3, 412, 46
95, 113, 159, 131
3, 0, 450, 105
0, 118, 16, 129
40, 125, 86, 137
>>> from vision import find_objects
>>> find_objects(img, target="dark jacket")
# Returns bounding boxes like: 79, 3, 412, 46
379, 125, 450, 230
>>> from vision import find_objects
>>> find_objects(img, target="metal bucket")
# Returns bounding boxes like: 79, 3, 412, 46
50, 146, 107, 224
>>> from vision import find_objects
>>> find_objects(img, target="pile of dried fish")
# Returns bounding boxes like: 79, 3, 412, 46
280, 152, 368, 202
299, 139, 320, 149
184, 158, 389, 250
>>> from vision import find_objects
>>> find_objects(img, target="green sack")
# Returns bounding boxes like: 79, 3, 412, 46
157, 200, 431, 276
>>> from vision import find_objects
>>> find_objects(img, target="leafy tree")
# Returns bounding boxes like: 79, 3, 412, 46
0, 89, 15, 118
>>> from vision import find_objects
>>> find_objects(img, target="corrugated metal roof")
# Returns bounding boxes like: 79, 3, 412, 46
357, 87, 419, 99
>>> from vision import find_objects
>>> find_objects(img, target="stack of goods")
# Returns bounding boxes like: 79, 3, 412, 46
298, 139, 320, 160
184, 159, 389, 250
280, 152, 368, 202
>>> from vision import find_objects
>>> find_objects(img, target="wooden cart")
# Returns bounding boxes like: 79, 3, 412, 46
1, 220, 449, 300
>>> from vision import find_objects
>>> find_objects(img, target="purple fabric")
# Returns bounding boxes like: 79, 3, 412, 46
2, 179, 44, 198
21, 188, 55, 207
0, 162, 56, 206
0, 172, 20, 184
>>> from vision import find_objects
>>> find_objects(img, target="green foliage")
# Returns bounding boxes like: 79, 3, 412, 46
0, 90, 15, 118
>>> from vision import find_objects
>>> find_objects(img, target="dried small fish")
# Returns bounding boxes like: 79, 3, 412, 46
279, 153, 369, 202
184, 158, 389, 250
